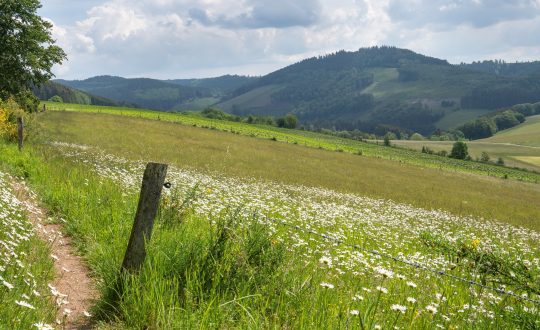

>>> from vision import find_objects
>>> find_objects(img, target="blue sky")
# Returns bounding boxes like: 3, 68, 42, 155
39, 0, 540, 79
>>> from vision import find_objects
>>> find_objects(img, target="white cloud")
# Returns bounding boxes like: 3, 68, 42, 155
43, 0, 540, 79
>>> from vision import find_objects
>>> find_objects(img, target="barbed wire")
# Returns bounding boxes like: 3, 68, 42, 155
263, 216, 540, 306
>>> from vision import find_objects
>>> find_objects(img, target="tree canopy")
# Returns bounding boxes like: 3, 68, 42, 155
0, 0, 66, 110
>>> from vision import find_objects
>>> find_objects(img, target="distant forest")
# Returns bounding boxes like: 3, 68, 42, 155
39, 47, 540, 138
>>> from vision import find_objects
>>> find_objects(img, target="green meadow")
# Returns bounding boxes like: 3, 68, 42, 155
0, 104, 538, 329
38, 109, 540, 230
42, 102, 540, 183
482, 115, 540, 147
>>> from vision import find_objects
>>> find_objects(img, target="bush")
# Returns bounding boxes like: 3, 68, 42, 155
277, 113, 298, 129
449, 141, 469, 160
480, 152, 490, 162
0, 98, 24, 141
48, 95, 63, 102
410, 132, 424, 140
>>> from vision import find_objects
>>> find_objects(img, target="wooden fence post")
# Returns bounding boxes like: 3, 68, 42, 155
17, 117, 23, 151
121, 162, 168, 272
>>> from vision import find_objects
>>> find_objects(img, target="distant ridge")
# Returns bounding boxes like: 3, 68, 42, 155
51, 46, 540, 135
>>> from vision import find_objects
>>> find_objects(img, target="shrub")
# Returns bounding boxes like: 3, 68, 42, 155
0, 98, 24, 141
449, 141, 469, 160
48, 95, 63, 102
480, 152, 490, 162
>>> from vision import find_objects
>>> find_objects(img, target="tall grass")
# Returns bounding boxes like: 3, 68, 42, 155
0, 166, 56, 328
0, 141, 538, 329
38, 110, 540, 230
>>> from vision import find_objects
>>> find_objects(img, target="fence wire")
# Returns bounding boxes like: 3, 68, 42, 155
263, 216, 540, 306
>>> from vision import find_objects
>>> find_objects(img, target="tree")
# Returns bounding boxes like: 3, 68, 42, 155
0, 0, 66, 111
48, 95, 63, 103
450, 141, 469, 160
277, 113, 298, 129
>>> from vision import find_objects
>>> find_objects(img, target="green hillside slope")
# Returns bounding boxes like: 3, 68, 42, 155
55, 76, 213, 111
32, 81, 122, 106
39, 109, 540, 229
219, 47, 540, 135
167, 75, 257, 94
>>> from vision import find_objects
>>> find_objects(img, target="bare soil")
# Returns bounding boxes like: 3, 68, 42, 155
12, 181, 98, 329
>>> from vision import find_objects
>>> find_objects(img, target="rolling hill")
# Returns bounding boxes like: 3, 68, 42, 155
219, 47, 540, 135
32, 81, 123, 107
51, 47, 540, 136
55, 75, 256, 111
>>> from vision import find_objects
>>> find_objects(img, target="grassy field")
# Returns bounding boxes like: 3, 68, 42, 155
42, 102, 540, 184
1, 101, 539, 328
391, 140, 540, 172
1, 131, 539, 329
435, 109, 493, 130
38, 110, 540, 231
482, 115, 540, 147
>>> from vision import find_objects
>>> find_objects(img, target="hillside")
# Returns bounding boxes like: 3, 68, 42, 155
219, 47, 540, 135
481, 114, 540, 148
55, 75, 256, 111
51, 47, 540, 135
1, 105, 539, 329
32, 81, 123, 106
167, 75, 258, 94
55, 76, 215, 111
461, 60, 540, 77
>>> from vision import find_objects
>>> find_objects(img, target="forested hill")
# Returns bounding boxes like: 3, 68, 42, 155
219, 46, 540, 135
460, 60, 540, 77
55, 76, 214, 111
32, 81, 123, 107
49, 47, 540, 136
167, 75, 257, 94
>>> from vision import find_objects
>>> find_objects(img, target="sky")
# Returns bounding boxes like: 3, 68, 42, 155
39, 0, 540, 80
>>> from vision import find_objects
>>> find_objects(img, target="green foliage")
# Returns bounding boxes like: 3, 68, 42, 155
277, 113, 298, 129
421, 232, 539, 295
458, 118, 497, 140
450, 141, 469, 160
167, 75, 257, 94
458, 104, 539, 140
410, 133, 425, 141
48, 95, 63, 103
461, 59, 540, 77
200, 108, 240, 121
0, 0, 66, 111
57, 76, 212, 111
33, 81, 123, 106
480, 152, 490, 163
460, 76, 540, 109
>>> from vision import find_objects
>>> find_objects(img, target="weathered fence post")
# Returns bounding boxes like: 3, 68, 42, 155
121, 162, 168, 272
42, 104, 46, 112
17, 117, 24, 151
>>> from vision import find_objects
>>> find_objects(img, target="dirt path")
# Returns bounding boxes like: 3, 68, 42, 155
12, 181, 97, 329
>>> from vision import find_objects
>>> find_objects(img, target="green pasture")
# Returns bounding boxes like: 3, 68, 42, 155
42, 102, 540, 184
38, 110, 540, 231
435, 109, 493, 130
391, 140, 540, 172
482, 115, 540, 147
